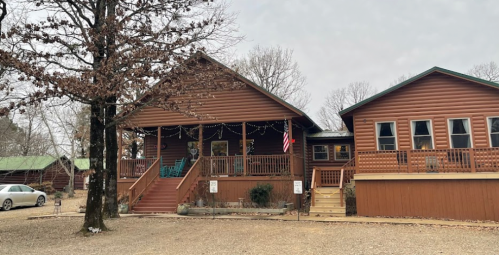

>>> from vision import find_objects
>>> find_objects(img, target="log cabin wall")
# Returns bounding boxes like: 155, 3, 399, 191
306, 138, 355, 188
347, 72, 499, 151
143, 121, 305, 176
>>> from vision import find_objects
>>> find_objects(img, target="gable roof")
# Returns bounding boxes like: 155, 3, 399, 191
339, 66, 499, 117
0, 156, 63, 171
73, 158, 90, 170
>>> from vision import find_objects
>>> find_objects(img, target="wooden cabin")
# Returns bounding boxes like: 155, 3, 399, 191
117, 53, 356, 213
329, 67, 499, 221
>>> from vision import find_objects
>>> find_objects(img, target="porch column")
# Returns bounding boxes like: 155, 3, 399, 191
157, 126, 161, 159
117, 128, 123, 178
242, 122, 247, 176
198, 124, 203, 157
288, 119, 294, 177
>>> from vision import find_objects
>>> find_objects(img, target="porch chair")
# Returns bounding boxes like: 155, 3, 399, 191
170, 158, 187, 177
165, 159, 182, 178
234, 155, 244, 176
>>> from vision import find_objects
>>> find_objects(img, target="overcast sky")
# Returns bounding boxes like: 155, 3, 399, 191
227, 0, 499, 121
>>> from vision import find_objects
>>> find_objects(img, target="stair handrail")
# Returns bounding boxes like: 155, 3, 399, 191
176, 158, 202, 205
339, 168, 344, 207
128, 158, 161, 210
311, 167, 317, 207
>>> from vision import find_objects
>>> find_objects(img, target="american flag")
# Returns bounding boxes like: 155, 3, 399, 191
283, 121, 289, 153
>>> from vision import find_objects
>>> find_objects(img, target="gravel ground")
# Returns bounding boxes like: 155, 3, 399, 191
1, 215, 499, 255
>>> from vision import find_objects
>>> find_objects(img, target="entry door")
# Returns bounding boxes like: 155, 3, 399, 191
211, 141, 228, 175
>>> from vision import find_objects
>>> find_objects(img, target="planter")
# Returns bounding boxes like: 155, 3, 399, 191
277, 201, 287, 209
196, 198, 205, 207
177, 203, 190, 215
119, 204, 129, 214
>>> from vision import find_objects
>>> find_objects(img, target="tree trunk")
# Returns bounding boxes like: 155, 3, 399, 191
68, 162, 75, 198
82, 101, 107, 231
103, 97, 119, 218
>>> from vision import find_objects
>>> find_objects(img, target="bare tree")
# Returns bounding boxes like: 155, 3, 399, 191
318, 82, 376, 130
235, 45, 311, 111
389, 73, 414, 87
468, 61, 499, 82
0, 0, 243, 231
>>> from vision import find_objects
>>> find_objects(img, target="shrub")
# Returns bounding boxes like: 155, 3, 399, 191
27, 181, 56, 195
54, 191, 63, 199
249, 183, 273, 207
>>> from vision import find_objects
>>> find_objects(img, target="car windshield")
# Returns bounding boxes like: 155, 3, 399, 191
0, 185, 6, 191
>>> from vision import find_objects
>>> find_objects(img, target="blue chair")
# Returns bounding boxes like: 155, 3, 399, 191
170, 158, 187, 177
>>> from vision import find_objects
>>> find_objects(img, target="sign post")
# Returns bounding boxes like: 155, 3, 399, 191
210, 180, 218, 219
293, 180, 303, 221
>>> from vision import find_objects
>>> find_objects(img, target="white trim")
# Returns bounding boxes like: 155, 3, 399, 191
333, 144, 351, 161
447, 118, 473, 148
487, 116, 499, 148
410, 119, 435, 150
312, 145, 329, 161
375, 121, 398, 150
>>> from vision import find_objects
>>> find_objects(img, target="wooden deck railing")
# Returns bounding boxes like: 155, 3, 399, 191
128, 158, 161, 209
201, 154, 293, 176
120, 158, 157, 178
353, 147, 499, 174
176, 159, 202, 205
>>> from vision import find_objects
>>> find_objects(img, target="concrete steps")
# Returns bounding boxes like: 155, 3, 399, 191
310, 187, 346, 217
132, 178, 182, 213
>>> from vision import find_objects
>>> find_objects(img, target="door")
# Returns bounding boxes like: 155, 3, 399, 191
8, 185, 24, 206
20, 185, 37, 206
211, 141, 228, 175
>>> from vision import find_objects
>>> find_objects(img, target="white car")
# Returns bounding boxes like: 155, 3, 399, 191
0, 184, 47, 211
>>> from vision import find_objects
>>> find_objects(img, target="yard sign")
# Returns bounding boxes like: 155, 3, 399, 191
294, 181, 302, 194
210, 180, 218, 193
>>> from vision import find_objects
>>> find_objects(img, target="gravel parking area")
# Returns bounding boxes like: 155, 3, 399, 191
1, 215, 498, 255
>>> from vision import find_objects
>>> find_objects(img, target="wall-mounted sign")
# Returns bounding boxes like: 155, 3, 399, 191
210, 180, 218, 193
294, 181, 303, 194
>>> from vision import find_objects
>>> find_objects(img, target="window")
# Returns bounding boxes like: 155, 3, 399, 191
313, 145, 329, 160
376, 122, 397, 150
239, 139, 255, 155
19, 185, 33, 192
334, 145, 350, 161
449, 118, 471, 148
488, 117, 499, 147
8, 186, 21, 192
411, 120, 433, 149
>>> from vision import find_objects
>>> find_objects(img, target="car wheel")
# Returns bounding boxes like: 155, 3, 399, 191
36, 196, 45, 207
2, 199, 12, 211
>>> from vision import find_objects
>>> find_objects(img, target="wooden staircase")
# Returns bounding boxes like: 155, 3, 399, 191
132, 178, 182, 213
309, 187, 346, 217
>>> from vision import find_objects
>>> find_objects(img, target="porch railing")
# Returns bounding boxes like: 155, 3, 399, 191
176, 159, 202, 205
311, 167, 346, 207
120, 158, 157, 178
353, 147, 499, 174
201, 154, 294, 176
128, 158, 161, 210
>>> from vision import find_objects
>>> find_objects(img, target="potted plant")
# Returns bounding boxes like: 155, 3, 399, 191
118, 192, 129, 214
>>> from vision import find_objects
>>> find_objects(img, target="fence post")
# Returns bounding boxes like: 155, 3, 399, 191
407, 150, 412, 173
355, 150, 359, 174
470, 148, 476, 173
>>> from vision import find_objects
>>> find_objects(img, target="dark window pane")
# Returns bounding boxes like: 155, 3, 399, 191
314, 146, 327, 153
413, 136, 433, 149
314, 146, 328, 160
19, 186, 32, 192
491, 134, 499, 147
315, 153, 328, 160
378, 137, 395, 150
379, 123, 393, 137
491, 118, 499, 133
335, 145, 350, 160
452, 119, 467, 134
8, 186, 21, 192
414, 121, 430, 135
451, 135, 470, 148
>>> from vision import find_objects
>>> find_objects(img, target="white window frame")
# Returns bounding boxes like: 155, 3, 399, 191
312, 145, 329, 161
447, 118, 473, 148
410, 119, 435, 150
333, 144, 351, 161
487, 116, 499, 148
375, 121, 398, 150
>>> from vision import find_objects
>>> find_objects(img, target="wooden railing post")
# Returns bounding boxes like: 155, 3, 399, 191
355, 150, 359, 174
288, 119, 294, 177
407, 150, 412, 173
118, 128, 123, 178
157, 126, 162, 159
242, 122, 247, 176
470, 148, 476, 173
198, 124, 203, 157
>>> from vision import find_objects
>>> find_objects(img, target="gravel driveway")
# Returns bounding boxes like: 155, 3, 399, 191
1, 215, 498, 255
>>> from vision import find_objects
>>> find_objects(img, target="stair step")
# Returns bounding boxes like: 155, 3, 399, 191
136, 202, 176, 207
310, 207, 345, 213
309, 212, 346, 217
133, 206, 177, 212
